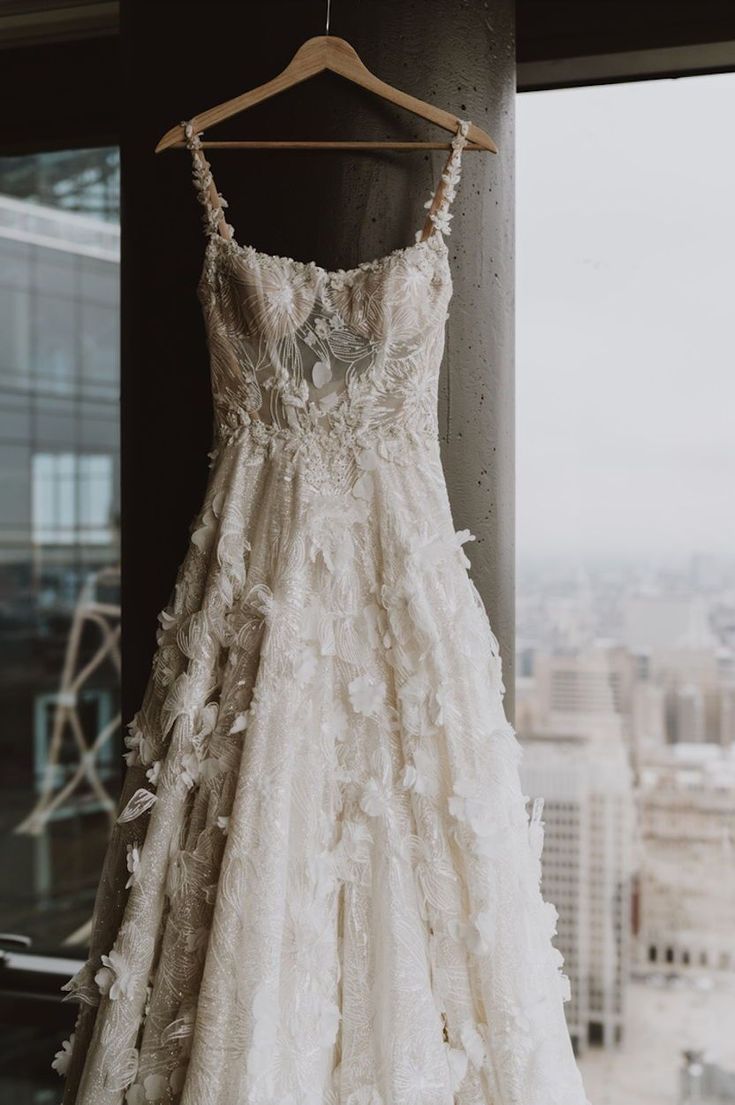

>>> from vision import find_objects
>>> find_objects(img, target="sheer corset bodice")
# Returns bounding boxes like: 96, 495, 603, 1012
181, 118, 470, 467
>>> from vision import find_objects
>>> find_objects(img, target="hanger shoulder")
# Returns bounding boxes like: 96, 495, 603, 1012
156, 35, 497, 154
323, 37, 496, 152
156, 38, 333, 153
156, 70, 317, 153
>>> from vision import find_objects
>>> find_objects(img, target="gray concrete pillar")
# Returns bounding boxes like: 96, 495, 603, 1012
319, 0, 517, 717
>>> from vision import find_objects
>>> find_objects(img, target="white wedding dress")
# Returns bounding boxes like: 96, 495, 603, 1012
57, 118, 591, 1105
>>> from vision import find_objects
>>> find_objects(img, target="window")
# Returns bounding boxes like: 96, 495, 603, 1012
517, 73, 735, 1101
32, 452, 114, 545
0, 145, 120, 958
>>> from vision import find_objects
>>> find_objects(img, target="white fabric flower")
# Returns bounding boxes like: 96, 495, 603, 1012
125, 844, 140, 889
143, 1072, 167, 1101
95, 949, 133, 1001
157, 606, 177, 634
359, 749, 393, 818
402, 745, 439, 798
312, 357, 333, 388
397, 672, 432, 734
123, 716, 155, 766
448, 777, 505, 853
145, 760, 161, 787
450, 909, 494, 956
430, 207, 453, 234
541, 898, 560, 938
359, 776, 391, 818
51, 1032, 74, 1076
460, 1020, 488, 1069
294, 643, 319, 684
228, 710, 249, 734
192, 701, 218, 743
348, 674, 385, 717
180, 750, 201, 790
558, 965, 572, 1002
433, 683, 451, 725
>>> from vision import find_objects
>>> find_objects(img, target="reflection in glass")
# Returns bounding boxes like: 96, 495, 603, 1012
0, 148, 120, 975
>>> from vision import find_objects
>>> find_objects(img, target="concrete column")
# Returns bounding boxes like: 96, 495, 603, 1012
317, 0, 517, 718
123, 0, 516, 720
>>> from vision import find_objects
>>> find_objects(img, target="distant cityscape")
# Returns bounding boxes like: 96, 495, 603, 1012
516, 552, 735, 1105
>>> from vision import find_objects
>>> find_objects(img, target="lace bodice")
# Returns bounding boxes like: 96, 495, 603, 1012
181, 118, 471, 466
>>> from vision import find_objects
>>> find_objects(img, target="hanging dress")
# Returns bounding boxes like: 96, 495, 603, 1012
56, 117, 592, 1105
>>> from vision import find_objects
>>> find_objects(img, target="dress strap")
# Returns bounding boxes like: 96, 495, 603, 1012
416, 118, 471, 243
180, 119, 234, 242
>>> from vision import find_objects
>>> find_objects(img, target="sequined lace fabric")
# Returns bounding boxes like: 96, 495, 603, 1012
57, 117, 591, 1105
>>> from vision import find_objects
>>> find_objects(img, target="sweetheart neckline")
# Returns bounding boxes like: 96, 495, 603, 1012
197, 227, 454, 436
205, 228, 451, 286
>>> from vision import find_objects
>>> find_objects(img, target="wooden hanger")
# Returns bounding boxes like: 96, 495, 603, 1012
155, 34, 497, 155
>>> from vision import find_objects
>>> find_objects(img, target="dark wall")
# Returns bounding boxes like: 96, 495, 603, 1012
517, 0, 735, 61
0, 34, 116, 153
0, 35, 118, 153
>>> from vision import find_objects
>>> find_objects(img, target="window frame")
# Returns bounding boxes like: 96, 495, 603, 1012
0, 18, 119, 1022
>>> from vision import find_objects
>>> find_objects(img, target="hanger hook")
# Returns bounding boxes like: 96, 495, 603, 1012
325, 0, 331, 35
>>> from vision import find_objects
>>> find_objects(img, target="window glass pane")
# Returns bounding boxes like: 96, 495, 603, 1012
0, 144, 120, 980
517, 74, 735, 1103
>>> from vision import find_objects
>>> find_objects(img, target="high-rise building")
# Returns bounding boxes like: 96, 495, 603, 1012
520, 732, 635, 1051
720, 684, 735, 748
532, 646, 634, 744
636, 743, 735, 974
669, 683, 707, 744
631, 679, 667, 753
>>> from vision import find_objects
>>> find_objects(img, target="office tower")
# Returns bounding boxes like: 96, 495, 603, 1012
520, 733, 635, 1051
637, 744, 735, 974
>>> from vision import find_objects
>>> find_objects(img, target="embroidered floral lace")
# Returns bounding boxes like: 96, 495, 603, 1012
57, 117, 591, 1105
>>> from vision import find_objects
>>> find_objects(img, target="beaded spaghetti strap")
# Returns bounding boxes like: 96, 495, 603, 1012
181, 115, 469, 253
416, 117, 471, 243
181, 119, 234, 242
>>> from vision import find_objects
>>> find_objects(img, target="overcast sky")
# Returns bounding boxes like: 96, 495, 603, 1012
516, 73, 735, 564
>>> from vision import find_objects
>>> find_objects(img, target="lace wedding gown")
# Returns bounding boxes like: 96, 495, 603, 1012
57, 118, 591, 1105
